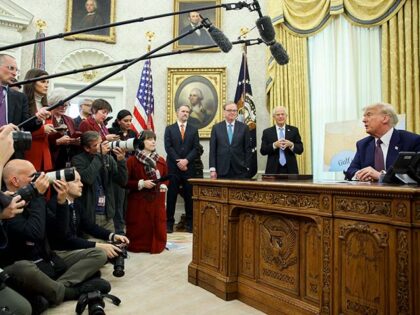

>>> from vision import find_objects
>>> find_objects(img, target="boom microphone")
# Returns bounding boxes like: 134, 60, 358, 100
256, 16, 276, 43
251, 1, 289, 65
269, 42, 289, 65
200, 17, 233, 53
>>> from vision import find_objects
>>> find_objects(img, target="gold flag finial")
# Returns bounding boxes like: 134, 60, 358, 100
145, 32, 155, 52
35, 19, 47, 31
239, 27, 249, 39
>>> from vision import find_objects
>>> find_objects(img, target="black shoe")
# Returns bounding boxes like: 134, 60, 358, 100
27, 295, 49, 315
167, 225, 173, 234
74, 277, 111, 296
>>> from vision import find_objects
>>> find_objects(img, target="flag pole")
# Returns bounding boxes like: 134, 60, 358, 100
145, 32, 154, 130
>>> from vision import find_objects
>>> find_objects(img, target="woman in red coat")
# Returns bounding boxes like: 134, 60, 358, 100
23, 68, 55, 172
125, 130, 168, 254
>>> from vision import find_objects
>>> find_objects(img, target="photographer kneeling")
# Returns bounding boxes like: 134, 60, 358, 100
1, 159, 111, 310
47, 170, 129, 259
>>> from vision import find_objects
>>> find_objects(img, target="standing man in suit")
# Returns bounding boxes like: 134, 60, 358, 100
0, 54, 48, 133
345, 102, 420, 181
209, 102, 252, 179
260, 106, 304, 174
164, 105, 199, 233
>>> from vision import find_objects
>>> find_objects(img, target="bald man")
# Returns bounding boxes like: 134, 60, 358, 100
260, 106, 303, 174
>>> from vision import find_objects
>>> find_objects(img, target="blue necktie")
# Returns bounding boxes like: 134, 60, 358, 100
279, 128, 286, 166
227, 124, 233, 144
0, 87, 7, 127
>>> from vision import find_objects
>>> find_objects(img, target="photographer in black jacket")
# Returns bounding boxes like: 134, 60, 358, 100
48, 170, 129, 258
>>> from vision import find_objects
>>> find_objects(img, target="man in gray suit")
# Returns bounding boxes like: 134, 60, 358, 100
209, 102, 252, 179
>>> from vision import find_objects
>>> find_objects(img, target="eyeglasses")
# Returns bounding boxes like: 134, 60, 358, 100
2, 65, 20, 74
225, 109, 238, 113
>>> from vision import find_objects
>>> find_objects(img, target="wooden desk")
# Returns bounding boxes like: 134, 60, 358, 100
188, 179, 420, 314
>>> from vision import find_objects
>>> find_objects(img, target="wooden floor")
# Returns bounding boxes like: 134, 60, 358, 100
43, 233, 263, 315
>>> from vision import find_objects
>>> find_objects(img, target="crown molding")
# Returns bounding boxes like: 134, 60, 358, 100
0, 0, 33, 30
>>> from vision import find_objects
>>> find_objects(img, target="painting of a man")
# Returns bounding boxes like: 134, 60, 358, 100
70, 0, 111, 37
175, 76, 218, 131
178, 11, 214, 46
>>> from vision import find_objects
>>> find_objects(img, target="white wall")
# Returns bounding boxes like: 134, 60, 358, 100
10, 0, 270, 175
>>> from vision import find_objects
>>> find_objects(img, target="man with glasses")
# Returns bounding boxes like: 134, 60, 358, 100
74, 98, 93, 130
0, 54, 49, 144
209, 102, 251, 179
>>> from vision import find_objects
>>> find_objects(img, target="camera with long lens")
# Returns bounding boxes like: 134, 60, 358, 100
75, 291, 105, 315
14, 168, 76, 203
109, 243, 128, 277
12, 131, 32, 152
75, 290, 121, 315
109, 138, 140, 152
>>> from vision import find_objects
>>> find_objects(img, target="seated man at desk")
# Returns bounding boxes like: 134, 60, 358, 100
345, 102, 420, 182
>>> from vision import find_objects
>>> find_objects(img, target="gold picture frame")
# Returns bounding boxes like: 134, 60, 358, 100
65, 0, 116, 43
173, 0, 221, 51
167, 67, 226, 138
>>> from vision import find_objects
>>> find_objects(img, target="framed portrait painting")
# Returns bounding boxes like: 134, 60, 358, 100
167, 67, 226, 138
65, 0, 116, 43
173, 0, 221, 51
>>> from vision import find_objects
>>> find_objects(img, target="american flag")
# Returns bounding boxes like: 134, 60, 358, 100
235, 51, 257, 178
32, 29, 45, 70
132, 59, 154, 132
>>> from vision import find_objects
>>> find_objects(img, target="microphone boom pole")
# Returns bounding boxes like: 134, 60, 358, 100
11, 38, 263, 87
17, 24, 207, 129
0, 1, 250, 52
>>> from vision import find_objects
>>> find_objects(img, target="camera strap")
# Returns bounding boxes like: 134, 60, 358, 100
103, 293, 121, 306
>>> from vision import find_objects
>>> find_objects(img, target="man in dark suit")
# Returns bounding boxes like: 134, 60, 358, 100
164, 105, 200, 233
178, 11, 214, 46
0, 54, 47, 136
345, 102, 420, 181
209, 102, 252, 179
260, 106, 304, 174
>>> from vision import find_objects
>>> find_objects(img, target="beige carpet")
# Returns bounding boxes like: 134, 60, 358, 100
42, 233, 264, 315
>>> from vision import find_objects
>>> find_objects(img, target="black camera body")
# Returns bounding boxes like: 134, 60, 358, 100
109, 243, 127, 278
75, 291, 105, 315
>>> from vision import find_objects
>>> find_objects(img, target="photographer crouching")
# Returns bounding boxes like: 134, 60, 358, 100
1, 158, 112, 313
47, 170, 130, 269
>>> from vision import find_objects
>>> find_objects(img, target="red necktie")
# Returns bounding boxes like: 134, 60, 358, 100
374, 139, 385, 171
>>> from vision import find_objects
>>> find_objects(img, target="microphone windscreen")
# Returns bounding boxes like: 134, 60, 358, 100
270, 42, 289, 65
208, 26, 233, 53
256, 16, 276, 43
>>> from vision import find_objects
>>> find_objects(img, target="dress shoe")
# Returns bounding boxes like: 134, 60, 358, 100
176, 214, 186, 232
167, 225, 174, 234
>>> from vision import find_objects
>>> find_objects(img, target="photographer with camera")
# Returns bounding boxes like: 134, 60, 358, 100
47, 170, 129, 259
0, 124, 32, 315
108, 109, 137, 235
1, 159, 111, 312
72, 131, 128, 231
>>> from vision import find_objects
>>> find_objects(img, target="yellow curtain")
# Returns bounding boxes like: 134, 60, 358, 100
269, 0, 406, 36
382, 0, 420, 133
266, 27, 312, 174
